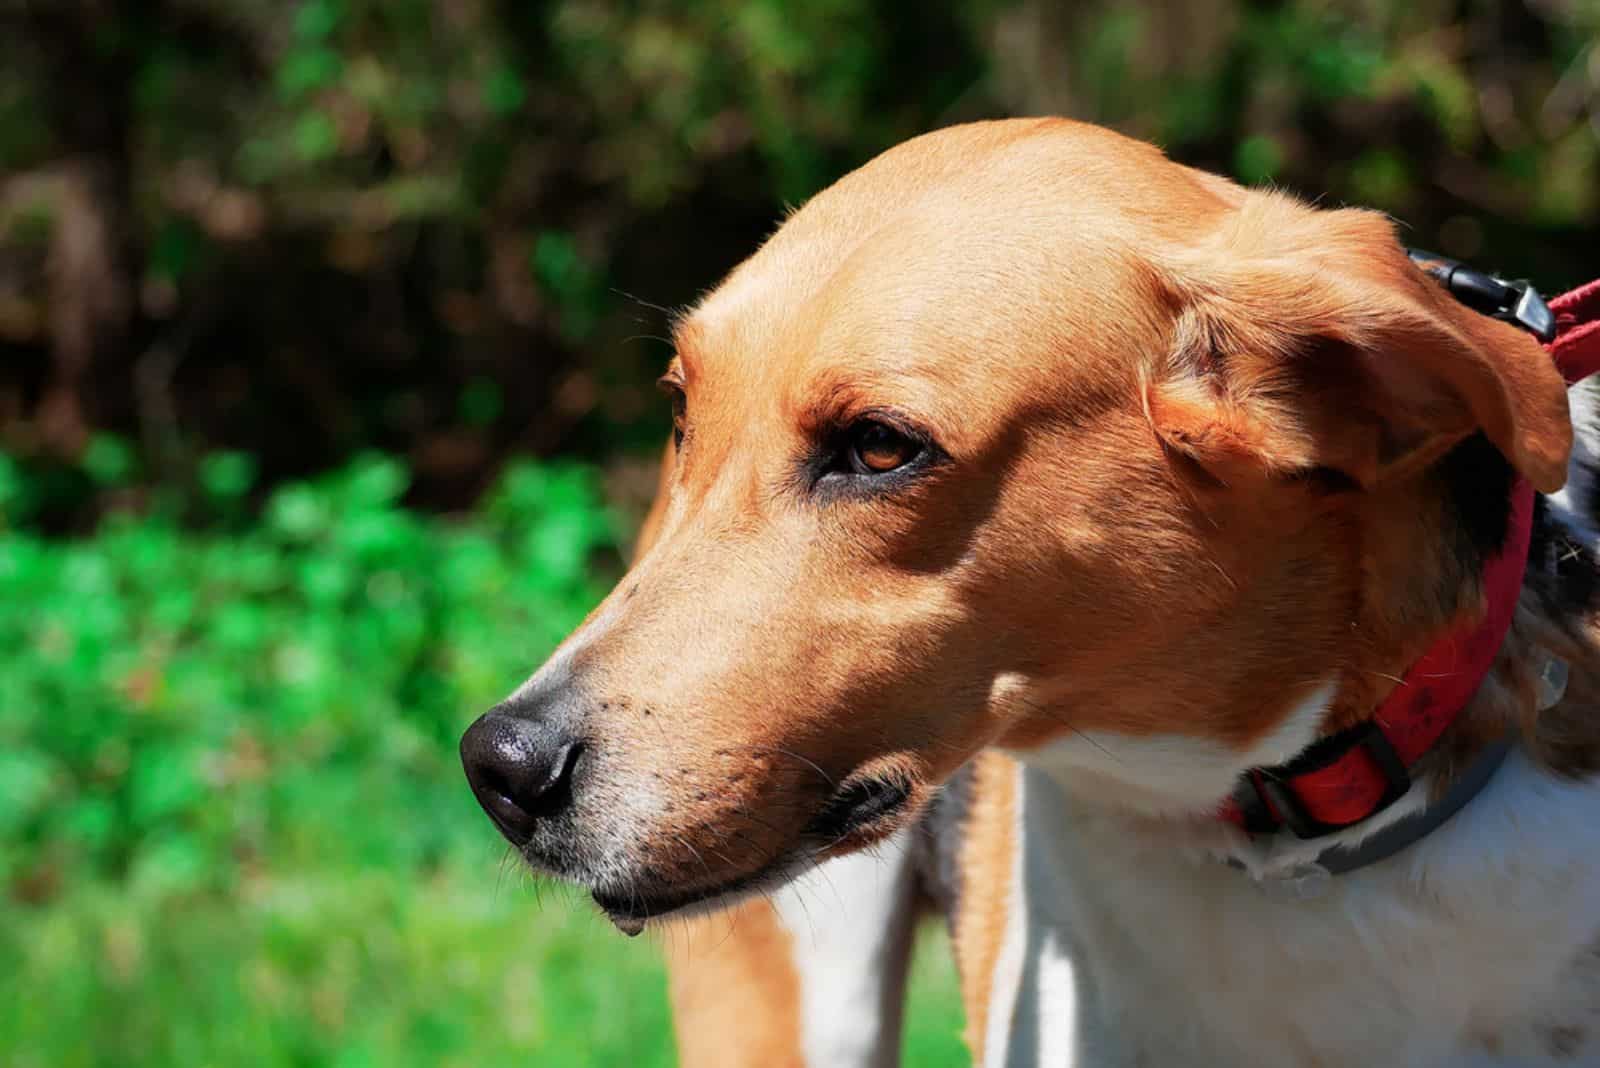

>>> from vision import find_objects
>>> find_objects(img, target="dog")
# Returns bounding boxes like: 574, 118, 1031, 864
461, 118, 1600, 1066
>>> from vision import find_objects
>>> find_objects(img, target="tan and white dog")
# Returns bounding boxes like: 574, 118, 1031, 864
461, 118, 1600, 1066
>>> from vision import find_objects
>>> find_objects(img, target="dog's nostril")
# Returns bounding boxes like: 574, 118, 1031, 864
523, 740, 582, 811
553, 741, 584, 792
459, 713, 584, 843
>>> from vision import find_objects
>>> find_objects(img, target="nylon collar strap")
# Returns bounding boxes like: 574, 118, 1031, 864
1218, 267, 1600, 859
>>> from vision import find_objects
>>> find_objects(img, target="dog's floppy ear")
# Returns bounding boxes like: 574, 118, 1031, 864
1144, 198, 1571, 492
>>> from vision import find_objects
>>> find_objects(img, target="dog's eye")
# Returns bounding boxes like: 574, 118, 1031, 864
657, 377, 687, 448
849, 420, 920, 474
809, 414, 940, 497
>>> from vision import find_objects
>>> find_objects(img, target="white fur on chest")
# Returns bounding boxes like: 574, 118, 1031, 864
983, 748, 1600, 1067
773, 828, 917, 1068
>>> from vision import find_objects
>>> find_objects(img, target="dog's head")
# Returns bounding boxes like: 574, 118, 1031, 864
461, 118, 1570, 930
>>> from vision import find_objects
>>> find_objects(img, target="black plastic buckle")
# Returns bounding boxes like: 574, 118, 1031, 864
1254, 720, 1411, 840
1407, 248, 1556, 343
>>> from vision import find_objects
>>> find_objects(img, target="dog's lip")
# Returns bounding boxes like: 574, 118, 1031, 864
803, 774, 913, 843
589, 779, 916, 936
590, 863, 781, 936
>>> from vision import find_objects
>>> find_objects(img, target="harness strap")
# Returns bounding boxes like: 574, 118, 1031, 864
1552, 278, 1600, 384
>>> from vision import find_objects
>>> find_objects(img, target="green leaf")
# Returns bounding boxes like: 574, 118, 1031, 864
267, 484, 328, 541
277, 46, 344, 99
293, 111, 339, 162
0, 752, 55, 831
292, 0, 345, 42
148, 218, 206, 283
200, 452, 258, 501
1347, 149, 1413, 210
0, 452, 26, 522
458, 380, 503, 427
1234, 134, 1284, 185
343, 454, 409, 510
481, 65, 527, 117
82, 435, 136, 487
128, 833, 208, 897
127, 747, 201, 825
530, 231, 606, 342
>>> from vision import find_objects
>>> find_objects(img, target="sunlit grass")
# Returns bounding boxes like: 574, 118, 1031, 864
1, 862, 967, 1067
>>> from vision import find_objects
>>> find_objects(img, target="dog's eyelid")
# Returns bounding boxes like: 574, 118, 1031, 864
854, 413, 943, 462
657, 368, 689, 450
800, 408, 950, 499
821, 403, 934, 445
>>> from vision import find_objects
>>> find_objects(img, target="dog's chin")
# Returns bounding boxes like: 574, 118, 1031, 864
587, 774, 921, 936
589, 857, 804, 936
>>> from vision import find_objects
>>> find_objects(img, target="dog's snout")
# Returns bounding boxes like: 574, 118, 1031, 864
460, 711, 583, 843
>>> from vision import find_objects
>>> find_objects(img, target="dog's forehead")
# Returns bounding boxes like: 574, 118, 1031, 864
682, 230, 1163, 432
676, 121, 1241, 421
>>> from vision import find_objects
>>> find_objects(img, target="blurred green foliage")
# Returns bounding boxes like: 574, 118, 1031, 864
0, 451, 615, 889
0, 0, 995, 504
3, 1, 1592, 510
0, 450, 632, 1063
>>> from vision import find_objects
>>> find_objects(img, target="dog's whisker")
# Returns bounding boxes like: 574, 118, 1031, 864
609, 287, 684, 320
732, 744, 836, 788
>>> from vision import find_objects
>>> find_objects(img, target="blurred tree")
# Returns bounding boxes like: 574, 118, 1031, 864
5, 0, 143, 453
989, 0, 1599, 273
0, 0, 1595, 520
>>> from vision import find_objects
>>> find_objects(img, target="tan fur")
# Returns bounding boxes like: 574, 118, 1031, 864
1149, 196, 1569, 492
509, 118, 1600, 1061
664, 899, 806, 1068
564, 123, 1574, 875
951, 751, 1020, 1062
545, 114, 1586, 898
629, 440, 809, 1066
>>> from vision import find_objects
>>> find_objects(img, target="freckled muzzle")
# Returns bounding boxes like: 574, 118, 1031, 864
582, 770, 918, 935
459, 670, 924, 932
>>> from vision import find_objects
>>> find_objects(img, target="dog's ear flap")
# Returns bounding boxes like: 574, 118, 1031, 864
1145, 202, 1571, 492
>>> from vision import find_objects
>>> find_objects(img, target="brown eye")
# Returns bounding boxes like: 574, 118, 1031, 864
849, 420, 919, 474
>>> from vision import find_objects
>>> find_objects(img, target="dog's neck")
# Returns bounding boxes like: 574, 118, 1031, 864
1006, 438, 1600, 878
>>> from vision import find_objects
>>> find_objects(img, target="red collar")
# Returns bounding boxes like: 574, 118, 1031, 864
1220, 274, 1600, 840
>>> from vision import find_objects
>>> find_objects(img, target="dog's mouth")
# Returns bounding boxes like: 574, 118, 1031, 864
591, 863, 788, 936
803, 774, 913, 844
590, 774, 915, 935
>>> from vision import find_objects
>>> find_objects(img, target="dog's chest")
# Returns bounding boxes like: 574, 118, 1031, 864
956, 753, 1600, 1067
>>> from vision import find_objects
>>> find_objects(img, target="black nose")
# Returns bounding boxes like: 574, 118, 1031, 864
460, 712, 583, 843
